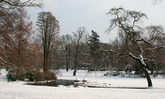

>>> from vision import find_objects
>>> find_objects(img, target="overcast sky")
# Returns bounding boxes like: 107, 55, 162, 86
27, 0, 165, 43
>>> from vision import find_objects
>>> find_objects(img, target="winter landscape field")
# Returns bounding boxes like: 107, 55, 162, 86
1, 0, 165, 99
0, 69, 165, 99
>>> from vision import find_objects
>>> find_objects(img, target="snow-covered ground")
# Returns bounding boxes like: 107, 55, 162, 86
0, 69, 165, 99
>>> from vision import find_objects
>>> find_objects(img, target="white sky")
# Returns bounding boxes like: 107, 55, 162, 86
27, 0, 165, 43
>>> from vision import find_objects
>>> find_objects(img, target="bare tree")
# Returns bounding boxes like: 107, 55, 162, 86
61, 34, 73, 71
37, 12, 59, 72
0, 9, 38, 79
0, 0, 41, 7
72, 27, 87, 76
106, 8, 165, 87
145, 25, 165, 73
0, 0, 41, 69
146, 25, 165, 46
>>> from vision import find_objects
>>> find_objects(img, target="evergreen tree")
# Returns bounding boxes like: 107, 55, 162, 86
89, 30, 100, 70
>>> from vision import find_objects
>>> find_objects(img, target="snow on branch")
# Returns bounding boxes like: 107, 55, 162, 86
0, 0, 42, 7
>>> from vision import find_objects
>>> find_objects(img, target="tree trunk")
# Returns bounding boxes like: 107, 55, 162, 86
73, 45, 78, 76
142, 67, 153, 87
66, 64, 69, 72
151, 65, 153, 75
16, 69, 20, 80
44, 54, 49, 72
66, 59, 69, 72
73, 67, 77, 76
43, 43, 47, 72
131, 58, 153, 88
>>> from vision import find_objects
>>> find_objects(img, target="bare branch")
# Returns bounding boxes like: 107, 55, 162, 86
136, 39, 150, 44
0, 0, 42, 7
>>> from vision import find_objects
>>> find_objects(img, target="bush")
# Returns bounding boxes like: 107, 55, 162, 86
7, 70, 57, 82
19, 72, 26, 81
35, 71, 57, 81
25, 71, 35, 81
7, 70, 34, 81
7, 71, 17, 82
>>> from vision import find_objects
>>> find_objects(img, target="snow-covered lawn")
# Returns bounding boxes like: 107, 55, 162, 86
0, 69, 165, 99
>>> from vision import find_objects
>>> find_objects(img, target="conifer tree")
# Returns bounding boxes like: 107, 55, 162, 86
89, 30, 100, 69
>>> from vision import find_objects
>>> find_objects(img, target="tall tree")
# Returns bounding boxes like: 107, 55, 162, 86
89, 30, 100, 70
72, 27, 87, 76
0, 0, 41, 69
37, 12, 59, 72
107, 8, 160, 87
61, 34, 73, 71
2, 9, 38, 79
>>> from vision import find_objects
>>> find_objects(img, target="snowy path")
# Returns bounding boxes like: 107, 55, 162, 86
0, 69, 165, 99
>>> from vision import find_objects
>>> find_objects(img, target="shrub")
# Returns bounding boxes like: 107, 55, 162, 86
25, 71, 35, 81
19, 72, 26, 81
7, 70, 57, 82
35, 71, 57, 81
7, 71, 17, 82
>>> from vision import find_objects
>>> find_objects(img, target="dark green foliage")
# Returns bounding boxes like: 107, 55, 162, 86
88, 30, 101, 69
7, 70, 35, 81
25, 71, 35, 81
7, 71, 17, 82
19, 72, 26, 81
89, 30, 100, 57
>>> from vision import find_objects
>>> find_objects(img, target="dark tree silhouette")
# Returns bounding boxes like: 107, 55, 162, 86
89, 30, 100, 70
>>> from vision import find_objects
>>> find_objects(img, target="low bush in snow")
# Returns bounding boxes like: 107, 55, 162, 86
7, 70, 57, 82
35, 71, 57, 81
7, 71, 17, 81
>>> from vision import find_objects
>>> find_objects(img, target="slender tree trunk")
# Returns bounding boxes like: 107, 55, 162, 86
73, 67, 77, 76
43, 50, 46, 72
66, 55, 69, 72
43, 30, 48, 72
43, 46, 46, 72
73, 45, 78, 76
16, 69, 20, 80
44, 53, 49, 72
43, 48, 48, 72
66, 63, 69, 72
73, 62, 77, 76
73, 56, 77, 76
